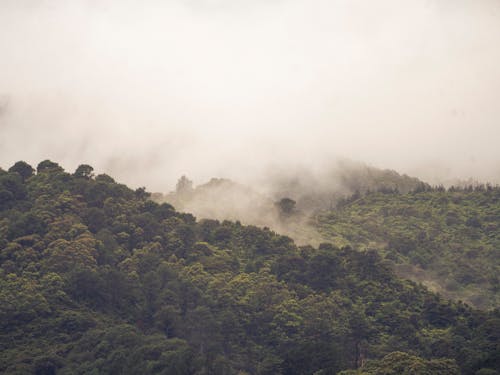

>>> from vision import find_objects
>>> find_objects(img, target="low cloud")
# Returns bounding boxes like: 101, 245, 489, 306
1, 0, 499, 190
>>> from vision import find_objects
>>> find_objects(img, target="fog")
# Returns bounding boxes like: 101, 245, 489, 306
1, 0, 500, 191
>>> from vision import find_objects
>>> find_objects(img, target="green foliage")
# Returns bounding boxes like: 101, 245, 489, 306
8, 161, 35, 181
73, 164, 94, 179
315, 188, 500, 309
345, 351, 460, 374
0, 161, 499, 374
36, 159, 64, 174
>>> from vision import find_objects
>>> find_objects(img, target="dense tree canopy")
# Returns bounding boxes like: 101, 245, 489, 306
0, 161, 498, 374
314, 187, 500, 309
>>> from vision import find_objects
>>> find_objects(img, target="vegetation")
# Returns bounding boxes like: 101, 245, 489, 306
0, 161, 499, 374
314, 186, 500, 309
159, 162, 426, 224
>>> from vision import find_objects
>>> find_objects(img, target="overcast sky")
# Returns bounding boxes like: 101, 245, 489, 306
1, 0, 499, 190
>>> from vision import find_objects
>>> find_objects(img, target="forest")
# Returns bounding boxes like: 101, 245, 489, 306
159, 169, 500, 310
313, 185, 500, 310
0, 161, 499, 374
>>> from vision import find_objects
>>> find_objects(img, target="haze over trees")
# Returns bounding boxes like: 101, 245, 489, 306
0, 160, 499, 374
2, 1, 500, 189
1, 1, 500, 374
158, 165, 500, 311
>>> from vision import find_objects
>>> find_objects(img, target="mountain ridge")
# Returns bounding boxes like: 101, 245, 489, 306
0, 160, 499, 374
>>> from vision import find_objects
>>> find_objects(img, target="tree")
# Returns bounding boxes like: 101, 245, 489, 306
74, 164, 94, 179
0, 172, 27, 200
8, 161, 34, 181
359, 351, 460, 374
37, 159, 63, 173
276, 197, 296, 216
0, 189, 14, 207
176, 176, 193, 196
95, 174, 115, 183
135, 187, 150, 200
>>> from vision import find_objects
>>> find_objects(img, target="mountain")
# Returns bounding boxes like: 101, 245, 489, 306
160, 160, 427, 216
155, 161, 429, 246
159, 163, 500, 311
262, 159, 427, 211
312, 186, 500, 310
0, 160, 499, 374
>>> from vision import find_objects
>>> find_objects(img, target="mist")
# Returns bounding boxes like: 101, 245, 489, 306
1, 0, 500, 191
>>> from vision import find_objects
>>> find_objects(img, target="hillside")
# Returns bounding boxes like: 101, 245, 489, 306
313, 187, 500, 310
161, 177, 275, 226
156, 162, 428, 247
0, 161, 499, 374
159, 160, 427, 220
263, 160, 426, 211
160, 168, 500, 310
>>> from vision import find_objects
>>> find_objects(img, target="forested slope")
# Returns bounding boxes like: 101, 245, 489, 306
313, 187, 500, 310
159, 161, 427, 224
0, 161, 499, 374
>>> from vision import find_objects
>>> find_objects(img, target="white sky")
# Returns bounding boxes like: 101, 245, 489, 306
1, 0, 500, 190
